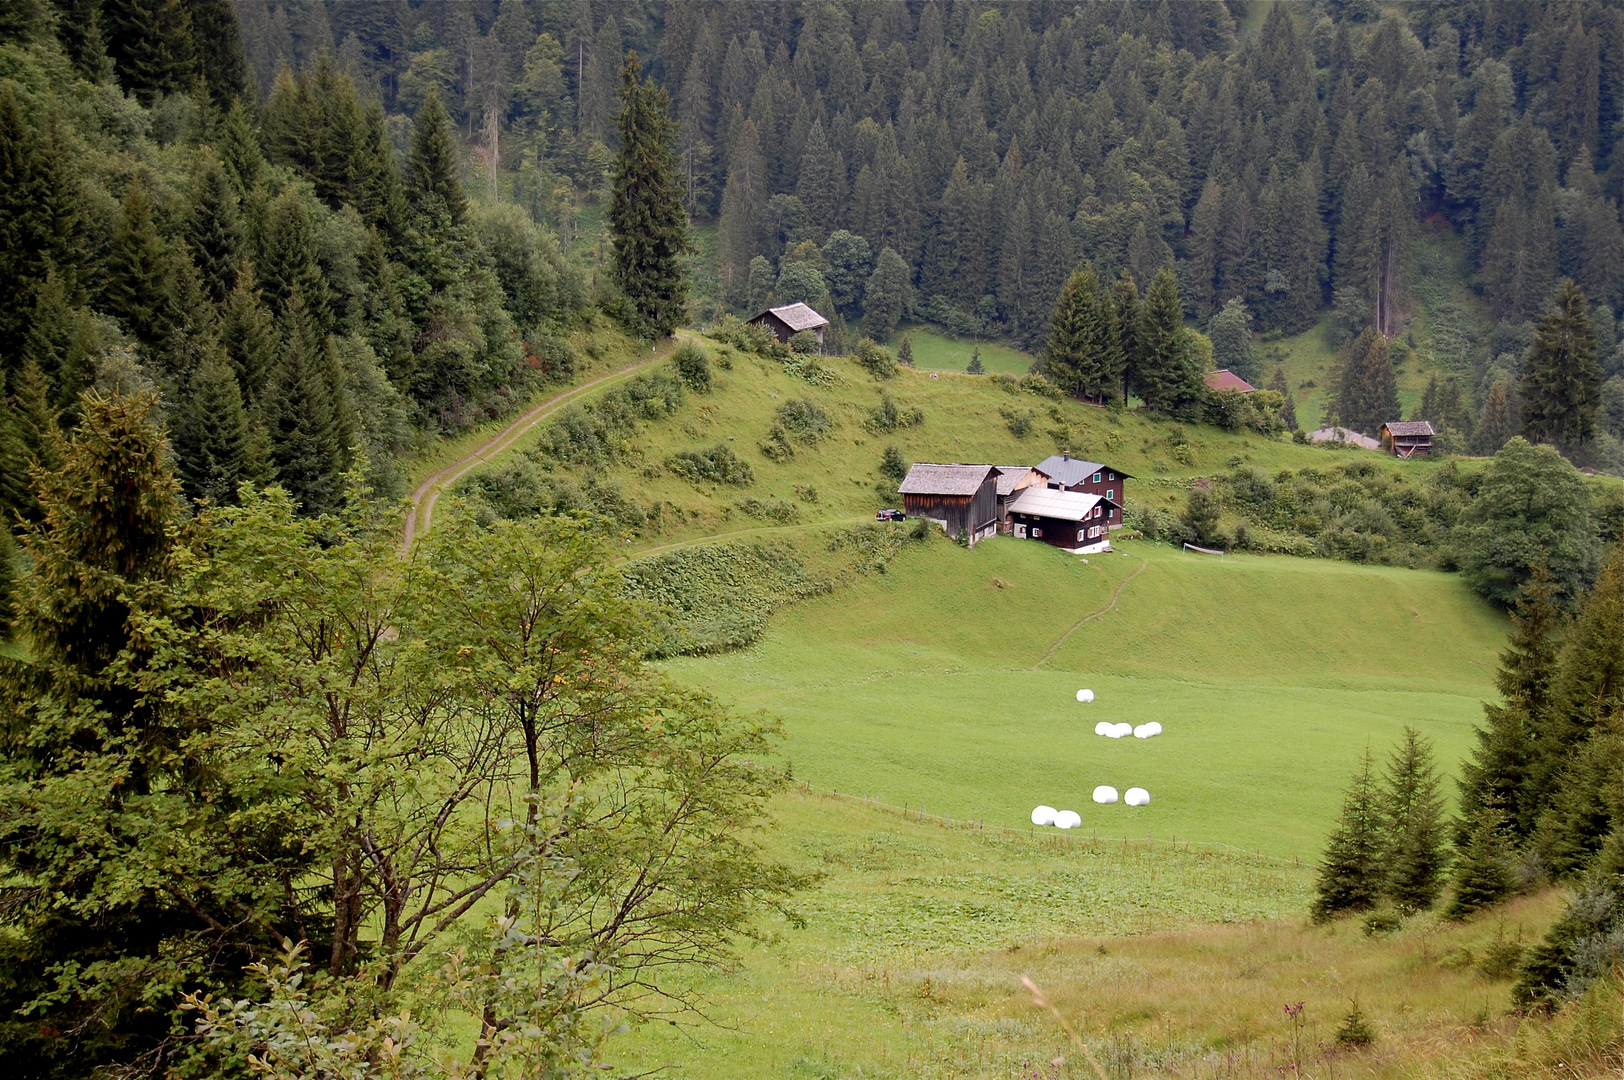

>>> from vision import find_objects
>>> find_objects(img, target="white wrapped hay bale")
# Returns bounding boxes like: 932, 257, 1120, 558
1094, 721, 1112, 736
1054, 810, 1082, 829
1124, 787, 1151, 806
1092, 786, 1119, 804
1104, 725, 1124, 738
1076, 689, 1095, 703
1031, 805, 1057, 826
1145, 721, 1163, 736
1113, 723, 1133, 738
1133, 723, 1161, 738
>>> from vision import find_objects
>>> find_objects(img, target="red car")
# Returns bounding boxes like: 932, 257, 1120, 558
876, 509, 907, 521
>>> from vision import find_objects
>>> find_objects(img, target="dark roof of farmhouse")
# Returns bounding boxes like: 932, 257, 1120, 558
754, 303, 829, 331
898, 463, 997, 496
1383, 420, 1436, 437
1204, 368, 1257, 393
1034, 454, 1132, 487
1007, 487, 1106, 522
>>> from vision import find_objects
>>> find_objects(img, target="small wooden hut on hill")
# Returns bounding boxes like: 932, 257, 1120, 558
749, 302, 829, 345
1381, 420, 1436, 458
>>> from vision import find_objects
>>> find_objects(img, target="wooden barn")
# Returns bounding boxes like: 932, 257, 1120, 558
749, 302, 829, 345
1006, 487, 1119, 554
994, 465, 1046, 531
897, 463, 1000, 545
1381, 420, 1436, 458
1033, 454, 1130, 530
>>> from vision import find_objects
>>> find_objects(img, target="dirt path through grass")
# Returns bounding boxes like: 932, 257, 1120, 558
402, 336, 689, 548
1032, 557, 1148, 668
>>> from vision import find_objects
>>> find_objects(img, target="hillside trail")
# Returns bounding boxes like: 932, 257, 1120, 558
1032, 557, 1149, 669
401, 333, 689, 550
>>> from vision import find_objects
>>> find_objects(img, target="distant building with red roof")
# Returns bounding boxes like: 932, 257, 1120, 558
1203, 369, 1257, 393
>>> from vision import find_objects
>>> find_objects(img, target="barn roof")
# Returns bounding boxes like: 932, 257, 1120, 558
1034, 454, 1132, 487
898, 463, 997, 496
1203, 368, 1257, 392
753, 302, 829, 332
994, 466, 1038, 497
1007, 487, 1107, 522
1383, 420, 1436, 437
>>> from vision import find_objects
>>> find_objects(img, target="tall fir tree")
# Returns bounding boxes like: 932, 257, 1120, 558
1207, 297, 1257, 383
1521, 279, 1601, 454
1380, 727, 1449, 912
105, 181, 179, 354
1445, 809, 1514, 919
1110, 273, 1141, 404
262, 288, 349, 517
1269, 366, 1298, 430
186, 150, 244, 304
1473, 380, 1517, 455
1456, 564, 1565, 846
1312, 750, 1387, 921
1332, 327, 1399, 436
407, 87, 467, 227
101, 0, 200, 101
1135, 269, 1203, 417
173, 345, 259, 505
608, 52, 689, 337
218, 264, 279, 407
0, 82, 80, 365
862, 246, 909, 340
255, 188, 329, 325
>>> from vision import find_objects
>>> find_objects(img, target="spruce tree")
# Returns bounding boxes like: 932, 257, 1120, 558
184, 0, 250, 108
1312, 749, 1387, 921
897, 335, 913, 368
105, 182, 178, 353
1332, 327, 1399, 436
219, 100, 265, 196
1380, 727, 1449, 913
262, 288, 347, 517
1456, 565, 1564, 846
1445, 810, 1514, 919
1269, 366, 1298, 430
407, 87, 466, 227
608, 52, 690, 338
186, 150, 244, 304
255, 188, 329, 325
1044, 267, 1092, 396
173, 346, 257, 505
218, 264, 279, 406
1521, 279, 1602, 454
49, 0, 114, 82
0, 82, 80, 362
1110, 274, 1141, 403
1136, 269, 1203, 418
1473, 380, 1517, 455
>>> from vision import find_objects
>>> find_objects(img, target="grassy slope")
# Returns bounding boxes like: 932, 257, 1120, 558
669, 536, 1504, 859
887, 324, 1036, 375
474, 333, 1455, 556
612, 790, 1571, 1080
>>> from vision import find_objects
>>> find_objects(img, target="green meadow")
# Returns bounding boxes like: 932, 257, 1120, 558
886, 324, 1037, 375
667, 536, 1505, 860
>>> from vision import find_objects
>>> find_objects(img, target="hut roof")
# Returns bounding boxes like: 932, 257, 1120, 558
1306, 426, 1382, 450
1007, 487, 1106, 522
1203, 368, 1257, 392
994, 465, 1038, 497
754, 302, 829, 331
1383, 420, 1436, 437
898, 463, 997, 496
1034, 454, 1132, 487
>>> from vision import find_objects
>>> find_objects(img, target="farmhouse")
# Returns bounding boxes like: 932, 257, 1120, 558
1006, 487, 1118, 554
749, 302, 829, 345
897, 463, 1000, 545
1306, 426, 1382, 450
1382, 420, 1436, 458
1034, 453, 1130, 530
993, 465, 1046, 530
1203, 369, 1257, 393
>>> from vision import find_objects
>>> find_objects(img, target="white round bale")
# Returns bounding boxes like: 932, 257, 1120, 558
1092, 785, 1119, 804
1076, 689, 1095, 703
1031, 805, 1057, 826
1133, 724, 1152, 738
1054, 810, 1082, 829
1124, 787, 1151, 806
1094, 721, 1112, 736
1104, 725, 1124, 738
1113, 723, 1133, 737
1145, 721, 1163, 736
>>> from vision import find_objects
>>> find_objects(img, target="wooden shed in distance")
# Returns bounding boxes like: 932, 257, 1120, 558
749, 302, 829, 345
897, 463, 1000, 545
1381, 420, 1436, 458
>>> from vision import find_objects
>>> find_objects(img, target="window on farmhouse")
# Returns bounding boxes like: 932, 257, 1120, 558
1093, 472, 1101, 482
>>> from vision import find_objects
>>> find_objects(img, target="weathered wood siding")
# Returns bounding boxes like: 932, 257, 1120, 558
903, 477, 999, 543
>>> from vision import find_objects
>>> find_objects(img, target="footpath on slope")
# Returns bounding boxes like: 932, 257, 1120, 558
402, 335, 685, 548
1032, 557, 1149, 669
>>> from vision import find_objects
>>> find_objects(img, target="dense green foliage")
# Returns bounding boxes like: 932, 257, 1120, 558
0, 388, 802, 1079
609, 53, 689, 336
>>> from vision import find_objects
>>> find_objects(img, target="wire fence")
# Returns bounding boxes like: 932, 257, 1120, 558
793, 780, 1302, 867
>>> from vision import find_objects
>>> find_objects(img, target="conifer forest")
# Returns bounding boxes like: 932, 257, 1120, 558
0, 2, 1621, 1079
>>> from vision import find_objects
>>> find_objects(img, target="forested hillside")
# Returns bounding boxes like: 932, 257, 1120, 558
226, 1, 1624, 440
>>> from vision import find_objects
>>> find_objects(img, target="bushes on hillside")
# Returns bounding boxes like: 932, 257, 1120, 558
666, 444, 754, 487
537, 371, 684, 467
864, 392, 924, 434
761, 397, 834, 461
